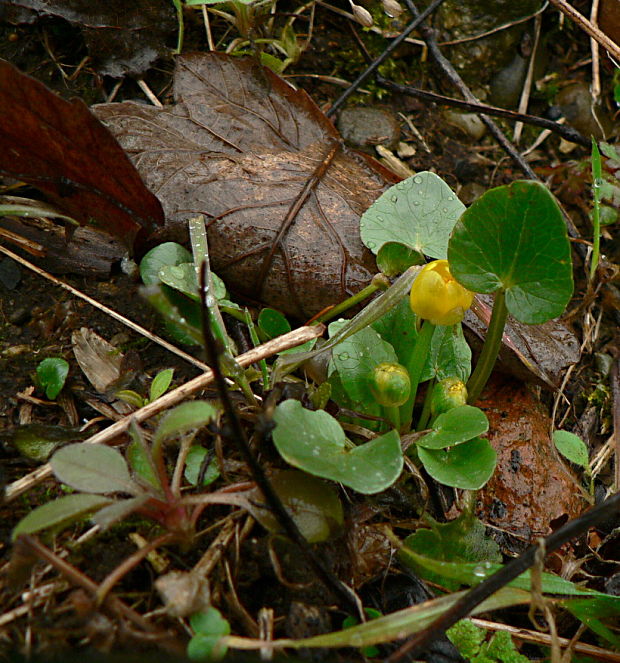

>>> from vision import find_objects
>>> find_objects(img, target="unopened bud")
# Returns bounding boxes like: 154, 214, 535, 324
381, 0, 403, 17
349, 0, 374, 27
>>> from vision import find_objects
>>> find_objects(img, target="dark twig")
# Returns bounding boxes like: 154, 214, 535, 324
375, 76, 590, 148
198, 264, 361, 617
611, 359, 620, 491
386, 490, 620, 662
401, 0, 538, 180
325, 0, 447, 118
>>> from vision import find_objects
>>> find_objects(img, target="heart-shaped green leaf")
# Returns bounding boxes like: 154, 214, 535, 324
417, 405, 488, 449
140, 242, 192, 285
36, 358, 69, 400
417, 437, 496, 489
448, 181, 573, 324
420, 324, 471, 383
360, 172, 465, 259
272, 399, 403, 494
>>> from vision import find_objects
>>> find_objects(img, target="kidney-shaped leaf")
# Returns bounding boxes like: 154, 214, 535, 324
360, 172, 465, 259
51, 443, 138, 494
94, 53, 391, 319
448, 181, 573, 324
12, 494, 113, 540
417, 405, 488, 449
272, 399, 403, 494
418, 437, 496, 489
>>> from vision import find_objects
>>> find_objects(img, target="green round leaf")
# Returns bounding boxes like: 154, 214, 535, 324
188, 607, 230, 662
159, 263, 199, 300
51, 443, 137, 494
448, 181, 573, 324
418, 437, 496, 489
376, 242, 424, 277
36, 358, 69, 400
12, 493, 113, 540
140, 242, 192, 285
553, 430, 589, 468
360, 172, 465, 258
272, 399, 403, 494
258, 308, 291, 339
417, 405, 488, 449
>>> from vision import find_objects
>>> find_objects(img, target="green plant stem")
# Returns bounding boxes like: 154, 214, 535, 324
466, 289, 508, 404
400, 319, 435, 432
416, 378, 435, 431
384, 405, 400, 431
311, 276, 388, 326
244, 308, 270, 391
590, 137, 602, 281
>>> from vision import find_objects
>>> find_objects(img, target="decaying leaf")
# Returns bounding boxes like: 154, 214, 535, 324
4, 0, 177, 78
94, 53, 391, 319
476, 376, 585, 541
0, 58, 165, 250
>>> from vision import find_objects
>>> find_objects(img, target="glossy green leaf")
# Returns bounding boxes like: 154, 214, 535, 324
420, 323, 471, 383
329, 320, 398, 410
258, 308, 291, 338
140, 283, 203, 345
372, 295, 418, 368
360, 172, 465, 259
153, 401, 218, 447
149, 368, 174, 402
448, 181, 573, 324
140, 242, 192, 285
12, 494, 113, 540
272, 399, 403, 494
184, 446, 220, 487
36, 357, 69, 399
553, 430, 589, 469
418, 437, 496, 489
51, 443, 139, 495
3, 424, 84, 462
403, 512, 501, 591
159, 262, 199, 300
563, 596, 620, 647
126, 429, 162, 493
417, 405, 488, 449
376, 242, 424, 277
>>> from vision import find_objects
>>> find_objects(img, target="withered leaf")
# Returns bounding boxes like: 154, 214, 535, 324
94, 53, 391, 319
5, 0, 177, 78
0, 58, 165, 250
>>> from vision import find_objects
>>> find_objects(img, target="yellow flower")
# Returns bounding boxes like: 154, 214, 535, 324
409, 260, 473, 325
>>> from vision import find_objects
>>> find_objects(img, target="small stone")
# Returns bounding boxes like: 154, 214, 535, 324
337, 106, 401, 150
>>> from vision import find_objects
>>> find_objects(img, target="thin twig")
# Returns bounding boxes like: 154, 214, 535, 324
198, 263, 361, 617
590, 0, 601, 103
325, 0, 447, 118
513, 13, 542, 143
385, 490, 620, 661
375, 77, 589, 147
548, 0, 620, 63
401, 0, 537, 179
3, 324, 324, 503
611, 359, 620, 491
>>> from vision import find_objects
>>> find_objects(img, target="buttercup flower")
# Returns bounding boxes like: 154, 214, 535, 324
409, 260, 473, 326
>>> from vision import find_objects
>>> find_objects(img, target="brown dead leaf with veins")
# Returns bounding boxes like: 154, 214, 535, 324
93, 53, 391, 319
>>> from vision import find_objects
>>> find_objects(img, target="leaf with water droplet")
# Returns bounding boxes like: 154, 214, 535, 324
272, 399, 403, 494
360, 172, 464, 259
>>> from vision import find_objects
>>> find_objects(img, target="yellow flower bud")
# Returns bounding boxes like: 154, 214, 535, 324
431, 377, 468, 417
370, 362, 411, 407
409, 260, 473, 325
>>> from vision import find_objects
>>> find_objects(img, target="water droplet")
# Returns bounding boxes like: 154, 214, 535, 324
447, 196, 454, 201
390, 194, 398, 203
367, 241, 376, 249
442, 207, 448, 213
414, 176, 422, 184
377, 216, 384, 222
360, 221, 365, 228
396, 183, 406, 190
350, 634, 363, 647
339, 352, 350, 361
312, 448, 320, 456
594, 177, 603, 188
413, 201, 421, 206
